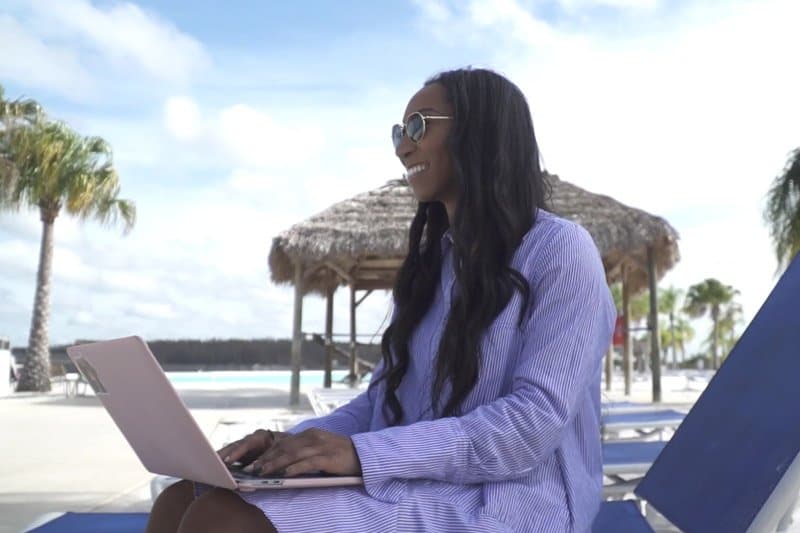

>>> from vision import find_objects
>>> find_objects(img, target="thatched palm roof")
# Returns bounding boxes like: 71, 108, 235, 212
268, 174, 679, 294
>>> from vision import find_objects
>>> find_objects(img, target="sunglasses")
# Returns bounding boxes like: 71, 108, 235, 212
392, 111, 452, 149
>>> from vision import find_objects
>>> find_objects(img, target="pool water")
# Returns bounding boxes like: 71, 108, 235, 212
166, 370, 356, 388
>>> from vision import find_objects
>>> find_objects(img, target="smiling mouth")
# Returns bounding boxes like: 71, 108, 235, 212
405, 162, 429, 179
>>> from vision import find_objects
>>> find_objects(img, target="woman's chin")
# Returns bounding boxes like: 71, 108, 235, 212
411, 190, 434, 203
408, 181, 432, 202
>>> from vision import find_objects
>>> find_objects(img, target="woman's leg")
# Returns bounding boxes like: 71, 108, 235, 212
146, 480, 195, 533
177, 487, 277, 533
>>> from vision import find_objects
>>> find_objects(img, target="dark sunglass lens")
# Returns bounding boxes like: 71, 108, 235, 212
391, 124, 403, 148
406, 114, 424, 142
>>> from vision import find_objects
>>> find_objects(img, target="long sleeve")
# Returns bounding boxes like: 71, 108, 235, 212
350, 223, 616, 502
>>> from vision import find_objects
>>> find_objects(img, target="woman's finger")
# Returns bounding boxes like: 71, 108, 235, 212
216, 439, 245, 461
282, 455, 327, 477
252, 441, 319, 475
259, 428, 323, 462
217, 429, 272, 464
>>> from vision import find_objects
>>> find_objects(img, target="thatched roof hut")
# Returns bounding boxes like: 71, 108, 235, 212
271, 174, 680, 405
269, 173, 679, 295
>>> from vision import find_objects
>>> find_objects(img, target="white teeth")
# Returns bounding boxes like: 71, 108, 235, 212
406, 163, 428, 177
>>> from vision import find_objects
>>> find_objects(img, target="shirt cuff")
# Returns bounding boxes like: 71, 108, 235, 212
351, 417, 469, 500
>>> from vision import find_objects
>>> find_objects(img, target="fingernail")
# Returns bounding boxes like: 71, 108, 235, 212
223, 456, 230, 463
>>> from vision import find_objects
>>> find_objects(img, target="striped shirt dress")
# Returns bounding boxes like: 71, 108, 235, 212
232, 210, 616, 532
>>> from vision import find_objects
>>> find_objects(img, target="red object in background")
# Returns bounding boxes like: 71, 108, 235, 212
612, 316, 625, 346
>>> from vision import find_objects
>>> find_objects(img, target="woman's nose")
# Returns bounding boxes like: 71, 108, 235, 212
395, 136, 414, 161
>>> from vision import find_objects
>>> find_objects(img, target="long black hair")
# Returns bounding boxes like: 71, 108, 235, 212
372, 68, 550, 425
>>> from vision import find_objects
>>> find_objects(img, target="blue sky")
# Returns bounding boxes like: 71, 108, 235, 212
1, 0, 799, 356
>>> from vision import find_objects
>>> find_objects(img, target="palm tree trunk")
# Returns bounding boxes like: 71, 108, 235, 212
17, 208, 56, 392
711, 317, 720, 370
669, 312, 677, 370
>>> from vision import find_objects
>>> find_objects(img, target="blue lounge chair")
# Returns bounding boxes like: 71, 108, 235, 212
602, 441, 667, 500
601, 409, 685, 441
24, 512, 148, 532
593, 254, 800, 532
602, 400, 662, 413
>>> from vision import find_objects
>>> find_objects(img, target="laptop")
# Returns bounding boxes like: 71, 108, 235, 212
66, 335, 363, 491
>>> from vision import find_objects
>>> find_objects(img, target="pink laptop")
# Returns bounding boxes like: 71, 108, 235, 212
66, 336, 363, 491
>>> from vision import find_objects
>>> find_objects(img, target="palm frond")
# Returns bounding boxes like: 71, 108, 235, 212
764, 148, 800, 269
1, 118, 136, 233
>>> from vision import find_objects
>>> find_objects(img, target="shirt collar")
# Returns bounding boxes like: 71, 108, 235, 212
440, 229, 454, 254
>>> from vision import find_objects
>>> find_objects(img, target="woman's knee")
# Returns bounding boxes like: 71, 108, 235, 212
160, 480, 195, 502
147, 480, 195, 533
177, 488, 274, 532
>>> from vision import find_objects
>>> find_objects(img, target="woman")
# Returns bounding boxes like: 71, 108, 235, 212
147, 67, 615, 533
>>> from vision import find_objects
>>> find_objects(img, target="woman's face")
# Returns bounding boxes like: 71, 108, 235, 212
395, 83, 456, 207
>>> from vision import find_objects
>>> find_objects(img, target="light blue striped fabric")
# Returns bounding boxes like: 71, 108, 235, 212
239, 210, 616, 532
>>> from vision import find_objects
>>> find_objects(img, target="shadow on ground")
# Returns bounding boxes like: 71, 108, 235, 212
0, 387, 312, 410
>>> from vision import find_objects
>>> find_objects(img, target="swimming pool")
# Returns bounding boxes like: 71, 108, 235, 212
166, 370, 358, 388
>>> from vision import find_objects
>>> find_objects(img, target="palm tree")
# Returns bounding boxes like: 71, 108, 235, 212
658, 286, 683, 369
659, 316, 695, 365
684, 279, 739, 370
764, 148, 800, 271
672, 316, 695, 363
610, 283, 652, 371
0, 85, 43, 179
716, 301, 744, 361
0, 85, 41, 124
0, 120, 136, 391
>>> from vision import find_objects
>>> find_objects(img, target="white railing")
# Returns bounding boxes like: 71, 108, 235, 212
0, 337, 12, 396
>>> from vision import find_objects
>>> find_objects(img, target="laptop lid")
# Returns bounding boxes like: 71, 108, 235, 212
66, 336, 239, 490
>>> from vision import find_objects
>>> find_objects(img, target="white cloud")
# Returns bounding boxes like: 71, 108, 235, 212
0, 212, 43, 242
164, 96, 202, 141
69, 310, 95, 326
30, 0, 209, 83
99, 270, 159, 293
0, 238, 38, 277
557, 0, 661, 11
54, 245, 102, 286
217, 104, 325, 168
128, 302, 177, 320
0, 0, 209, 97
411, 0, 452, 24
467, 0, 554, 41
160, 99, 327, 172
0, 14, 92, 95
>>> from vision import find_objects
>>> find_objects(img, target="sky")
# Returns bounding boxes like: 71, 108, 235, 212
1, 0, 799, 357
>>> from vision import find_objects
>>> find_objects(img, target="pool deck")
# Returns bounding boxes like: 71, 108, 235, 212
0, 379, 318, 533
2, 371, 799, 532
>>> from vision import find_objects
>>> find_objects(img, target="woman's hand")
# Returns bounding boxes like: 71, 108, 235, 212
250, 428, 362, 477
216, 429, 286, 467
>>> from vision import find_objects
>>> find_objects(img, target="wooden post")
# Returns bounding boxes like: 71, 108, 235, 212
648, 246, 662, 403
349, 285, 357, 386
622, 265, 632, 397
324, 286, 334, 388
605, 275, 614, 392
289, 263, 304, 406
